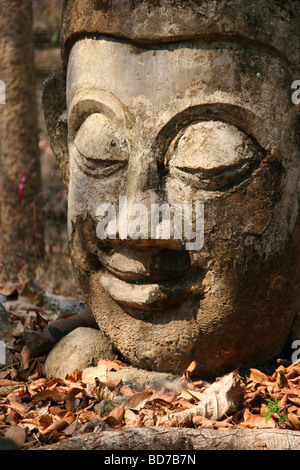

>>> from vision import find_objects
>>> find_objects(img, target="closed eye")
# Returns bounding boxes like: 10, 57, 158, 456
166, 120, 263, 191
73, 113, 129, 177
75, 148, 128, 178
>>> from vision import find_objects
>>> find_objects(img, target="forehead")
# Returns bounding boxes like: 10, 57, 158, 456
67, 37, 290, 104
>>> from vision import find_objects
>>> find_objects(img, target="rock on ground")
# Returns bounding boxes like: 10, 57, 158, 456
44, 327, 119, 378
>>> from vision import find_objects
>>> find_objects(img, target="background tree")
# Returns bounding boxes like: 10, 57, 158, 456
0, 0, 44, 281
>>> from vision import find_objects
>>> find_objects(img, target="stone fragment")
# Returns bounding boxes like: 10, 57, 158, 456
44, 327, 119, 378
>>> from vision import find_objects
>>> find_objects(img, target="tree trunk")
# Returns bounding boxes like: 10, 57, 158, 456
38, 427, 300, 451
0, 0, 44, 281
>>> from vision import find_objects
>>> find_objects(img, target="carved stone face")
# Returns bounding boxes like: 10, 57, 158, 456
44, 2, 300, 378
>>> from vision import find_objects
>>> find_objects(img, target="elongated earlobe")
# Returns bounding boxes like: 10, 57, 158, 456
42, 69, 69, 190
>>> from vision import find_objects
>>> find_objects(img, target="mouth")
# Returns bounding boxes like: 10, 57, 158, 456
98, 268, 205, 310
96, 246, 205, 310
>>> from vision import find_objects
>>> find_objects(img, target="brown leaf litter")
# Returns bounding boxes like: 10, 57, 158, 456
1, 299, 300, 448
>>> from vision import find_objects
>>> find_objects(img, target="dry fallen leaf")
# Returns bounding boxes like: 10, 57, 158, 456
94, 378, 116, 402
192, 415, 215, 428
0, 385, 24, 397
107, 403, 125, 424
36, 413, 53, 431
5, 424, 26, 447
249, 368, 274, 386
32, 389, 67, 402
124, 408, 139, 426
64, 419, 81, 436
181, 361, 198, 382
82, 360, 119, 385
119, 384, 134, 397
169, 370, 245, 427
21, 345, 32, 370
241, 414, 277, 429
8, 399, 27, 415
287, 412, 300, 429
178, 389, 205, 402
124, 391, 153, 411
42, 419, 69, 435
0, 379, 20, 387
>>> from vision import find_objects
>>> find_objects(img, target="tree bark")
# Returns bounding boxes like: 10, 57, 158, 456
37, 427, 300, 451
0, 0, 44, 281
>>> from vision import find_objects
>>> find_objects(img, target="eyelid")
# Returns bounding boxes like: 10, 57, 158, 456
72, 112, 130, 178
154, 104, 273, 166
68, 92, 128, 141
71, 142, 128, 179
165, 120, 263, 191
74, 113, 130, 162
170, 121, 260, 169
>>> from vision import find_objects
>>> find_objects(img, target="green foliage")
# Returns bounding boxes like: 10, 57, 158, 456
38, 123, 44, 133
48, 303, 58, 313
265, 398, 287, 426
51, 30, 59, 46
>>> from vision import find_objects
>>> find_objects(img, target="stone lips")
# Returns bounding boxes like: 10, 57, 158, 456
61, 0, 300, 71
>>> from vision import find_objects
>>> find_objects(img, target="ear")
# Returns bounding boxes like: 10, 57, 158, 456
42, 69, 69, 191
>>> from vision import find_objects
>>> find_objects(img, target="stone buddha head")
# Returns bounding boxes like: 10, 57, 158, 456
43, 0, 300, 378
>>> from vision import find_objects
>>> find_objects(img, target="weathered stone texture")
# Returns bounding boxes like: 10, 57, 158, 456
43, 0, 300, 379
